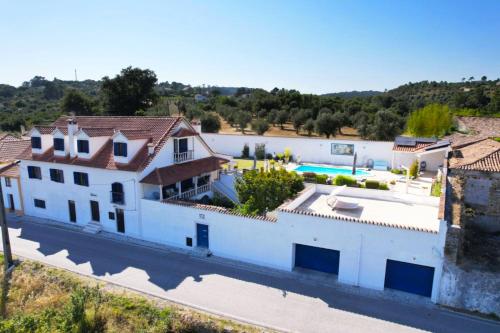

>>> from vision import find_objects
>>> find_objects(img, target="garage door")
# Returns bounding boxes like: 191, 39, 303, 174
384, 260, 435, 297
295, 244, 340, 274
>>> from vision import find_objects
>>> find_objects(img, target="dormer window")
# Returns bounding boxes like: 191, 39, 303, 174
77, 140, 89, 153
113, 142, 128, 157
31, 137, 42, 149
54, 138, 65, 151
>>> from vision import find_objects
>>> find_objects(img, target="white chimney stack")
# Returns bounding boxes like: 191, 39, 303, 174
67, 118, 78, 158
147, 143, 155, 156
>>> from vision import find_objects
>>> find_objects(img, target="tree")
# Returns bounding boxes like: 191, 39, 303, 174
236, 111, 252, 133
331, 112, 347, 135
43, 81, 63, 100
200, 113, 221, 133
303, 119, 315, 136
235, 169, 304, 215
406, 104, 452, 137
276, 109, 289, 129
267, 109, 278, 126
315, 113, 340, 138
352, 111, 371, 139
292, 109, 308, 134
481, 75, 487, 81
251, 119, 270, 135
61, 89, 94, 116
371, 110, 403, 140
101, 67, 158, 116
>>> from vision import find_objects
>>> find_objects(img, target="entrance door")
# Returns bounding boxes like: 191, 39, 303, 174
90, 200, 100, 222
8, 194, 15, 212
196, 224, 209, 248
116, 208, 125, 233
68, 200, 76, 222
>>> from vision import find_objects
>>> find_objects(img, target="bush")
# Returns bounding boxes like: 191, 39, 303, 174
251, 119, 270, 135
241, 144, 250, 158
409, 160, 419, 178
302, 172, 317, 182
334, 175, 357, 186
391, 169, 403, 175
265, 153, 273, 160
365, 180, 380, 189
315, 174, 328, 184
406, 104, 452, 137
378, 183, 389, 190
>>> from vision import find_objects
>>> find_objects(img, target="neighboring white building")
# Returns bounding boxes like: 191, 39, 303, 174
18, 116, 228, 235
391, 136, 450, 171
194, 94, 208, 102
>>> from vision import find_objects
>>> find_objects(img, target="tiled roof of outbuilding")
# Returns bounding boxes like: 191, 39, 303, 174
0, 163, 19, 178
0, 139, 31, 162
449, 139, 500, 172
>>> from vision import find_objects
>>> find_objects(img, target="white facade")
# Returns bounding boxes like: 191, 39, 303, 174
1, 175, 22, 214
201, 133, 394, 167
140, 189, 447, 302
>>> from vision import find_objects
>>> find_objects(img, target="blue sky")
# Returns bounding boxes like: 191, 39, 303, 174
1, 0, 499, 93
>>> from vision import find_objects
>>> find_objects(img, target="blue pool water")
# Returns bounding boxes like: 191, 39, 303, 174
294, 165, 370, 176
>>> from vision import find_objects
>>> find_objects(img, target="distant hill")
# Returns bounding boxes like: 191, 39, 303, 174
322, 90, 382, 98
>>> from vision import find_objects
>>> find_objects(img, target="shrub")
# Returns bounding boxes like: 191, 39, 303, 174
409, 160, 419, 178
302, 172, 317, 182
251, 118, 270, 135
391, 169, 403, 175
334, 175, 357, 186
365, 180, 380, 189
255, 143, 266, 160
284, 148, 292, 162
378, 183, 389, 190
241, 144, 250, 158
265, 153, 273, 160
315, 174, 328, 184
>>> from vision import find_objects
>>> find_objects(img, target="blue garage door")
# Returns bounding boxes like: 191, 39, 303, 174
295, 244, 340, 274
384, 260, 434, 297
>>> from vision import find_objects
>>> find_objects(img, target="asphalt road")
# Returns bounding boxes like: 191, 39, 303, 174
3, 217, 499, 333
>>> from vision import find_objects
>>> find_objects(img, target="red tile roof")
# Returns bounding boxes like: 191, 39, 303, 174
141, 156, 229, 185
77, 127, 115, 137
19, 116, 185, 171
172, 128, 198, 137
0, 163, 19, 178
0, 133, 20, 142
32, 126, 68, 135
0, 139, 31, 162
393, 142, 434, 152
449, 139, 500, 172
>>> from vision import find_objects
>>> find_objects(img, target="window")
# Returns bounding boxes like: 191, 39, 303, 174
73, 172, 89, 186
77, 140, 89, 153
108, 212, 115, 220
50, 169, 64, 183
111, 182, 124, 204
31, 136, 42, 149
186, 237, 193, 247
34, 199, 46, 209
27, 166, 42, 179
5, 177, 11, 187
54, 138, 65, 151
113, 142, 128, 157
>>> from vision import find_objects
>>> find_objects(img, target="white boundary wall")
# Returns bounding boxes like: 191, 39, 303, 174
201, 133, 394, 166
140, 197, 447, 302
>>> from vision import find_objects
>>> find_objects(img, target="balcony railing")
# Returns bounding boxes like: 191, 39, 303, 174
110, 191, 125, 205
174, 150, 194, 163
166, 183, 211, 201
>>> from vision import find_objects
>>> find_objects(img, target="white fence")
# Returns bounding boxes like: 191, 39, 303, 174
201, 133, 394, 167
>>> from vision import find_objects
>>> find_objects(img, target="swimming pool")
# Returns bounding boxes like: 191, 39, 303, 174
293, 165, 370, 177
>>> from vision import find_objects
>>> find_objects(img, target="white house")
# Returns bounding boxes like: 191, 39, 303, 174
16, 116, 448, 302
18, 116, 228, 235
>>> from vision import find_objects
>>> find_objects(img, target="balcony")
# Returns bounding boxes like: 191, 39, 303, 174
174, 150, 194, 163
165, 183, 211, 201
110, 191, 125, 205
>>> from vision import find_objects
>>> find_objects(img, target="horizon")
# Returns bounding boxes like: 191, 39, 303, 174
1, 0, 499, 94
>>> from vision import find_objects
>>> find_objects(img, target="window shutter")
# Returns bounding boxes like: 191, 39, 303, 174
73, 172, 78, 184
113, 142, 118, 156
123, 143, 127, 157
28, 167, 33, 178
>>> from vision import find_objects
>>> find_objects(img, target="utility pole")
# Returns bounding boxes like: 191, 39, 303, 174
0, 182, 13, 271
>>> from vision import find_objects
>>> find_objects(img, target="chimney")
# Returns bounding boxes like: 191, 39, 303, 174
191, 120, 202, 133
147, 143, 155, 155
67, 118, 78, 158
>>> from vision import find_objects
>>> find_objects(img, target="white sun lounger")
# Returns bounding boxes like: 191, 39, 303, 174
326, 185, 360, 210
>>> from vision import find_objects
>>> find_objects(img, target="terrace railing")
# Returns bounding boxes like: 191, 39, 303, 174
174, 150, 194, 163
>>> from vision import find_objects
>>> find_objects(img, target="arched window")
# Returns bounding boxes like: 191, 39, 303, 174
111, 182, 124, 204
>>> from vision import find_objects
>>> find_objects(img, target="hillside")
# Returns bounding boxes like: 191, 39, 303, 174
0, 73, 498, 142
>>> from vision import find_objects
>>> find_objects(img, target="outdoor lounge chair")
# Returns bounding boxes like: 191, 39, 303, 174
326, 185, 360, 210
373, 160, 388, 171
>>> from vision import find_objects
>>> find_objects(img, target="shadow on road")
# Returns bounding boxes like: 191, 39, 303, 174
6, 217, 499, 333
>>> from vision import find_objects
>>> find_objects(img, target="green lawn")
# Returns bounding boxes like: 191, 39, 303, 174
225, 158, 266, 170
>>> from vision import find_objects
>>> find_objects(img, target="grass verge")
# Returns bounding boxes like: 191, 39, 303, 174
0, 255, 267, 333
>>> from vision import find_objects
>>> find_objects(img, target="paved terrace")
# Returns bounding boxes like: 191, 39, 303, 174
286, 185, 441, 232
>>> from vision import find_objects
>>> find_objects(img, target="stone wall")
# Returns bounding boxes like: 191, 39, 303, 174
440, 168, 500, 315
